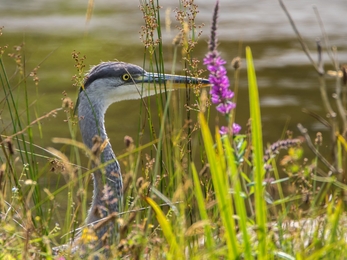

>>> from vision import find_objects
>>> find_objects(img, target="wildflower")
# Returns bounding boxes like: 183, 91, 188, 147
80, 227, 98, 244
220, 123, 241, 135
204, 0, 241, 135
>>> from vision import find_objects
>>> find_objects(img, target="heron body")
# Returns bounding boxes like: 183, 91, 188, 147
75, 61, 209, 255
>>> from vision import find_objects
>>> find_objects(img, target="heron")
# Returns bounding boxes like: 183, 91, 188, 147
71, 61, 209, 256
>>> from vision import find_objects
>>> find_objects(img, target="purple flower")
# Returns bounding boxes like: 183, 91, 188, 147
216, 102, 236, 114
233, 123, 241, 134
205, 0, 241, 135
220, 123, 242, 135
219, 126, 228, 135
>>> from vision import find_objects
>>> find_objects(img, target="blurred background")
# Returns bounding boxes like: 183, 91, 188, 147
1, 0, 346, 167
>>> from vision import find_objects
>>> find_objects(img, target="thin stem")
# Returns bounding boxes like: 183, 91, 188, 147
297, 123, 337, 174
278, 0, 318, 72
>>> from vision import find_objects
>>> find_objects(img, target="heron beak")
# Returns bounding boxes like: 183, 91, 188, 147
134, 72, 210, 89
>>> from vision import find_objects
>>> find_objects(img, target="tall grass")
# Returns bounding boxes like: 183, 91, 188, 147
1, 1, 347, 259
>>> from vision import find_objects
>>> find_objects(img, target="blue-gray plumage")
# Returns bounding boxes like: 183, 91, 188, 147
76, 61, 209, 255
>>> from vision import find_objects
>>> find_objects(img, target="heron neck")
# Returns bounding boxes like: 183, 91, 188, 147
77, 94, 122, 224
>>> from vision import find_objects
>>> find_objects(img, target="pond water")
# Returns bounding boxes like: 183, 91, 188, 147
1, 0, 347, 213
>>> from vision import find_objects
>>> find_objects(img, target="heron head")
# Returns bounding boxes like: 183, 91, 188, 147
77, 61, 209, 110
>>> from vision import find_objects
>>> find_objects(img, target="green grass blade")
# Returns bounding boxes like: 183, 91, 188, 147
191, 163, 215, 256
199, 113, 239, 258
246, 46, 267, 259
223, 138, 253, 260
145, 196, 179, 256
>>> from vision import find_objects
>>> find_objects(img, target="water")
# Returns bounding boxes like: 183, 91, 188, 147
0, 0, 346, 211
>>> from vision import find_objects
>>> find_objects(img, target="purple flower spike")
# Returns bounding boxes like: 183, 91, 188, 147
233, 123, 241, 134
205, 0, 241, 135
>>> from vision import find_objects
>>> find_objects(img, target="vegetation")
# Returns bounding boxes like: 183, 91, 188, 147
1, 0, 347, 259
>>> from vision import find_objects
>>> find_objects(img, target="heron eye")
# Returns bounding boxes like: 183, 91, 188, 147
122, 73, 130, 81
